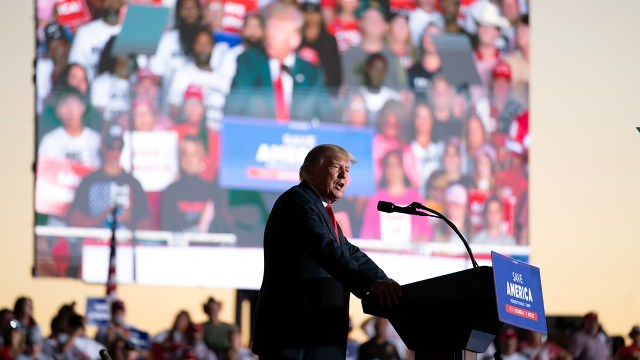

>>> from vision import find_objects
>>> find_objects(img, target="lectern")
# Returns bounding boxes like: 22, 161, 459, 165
362, 266, 503, 360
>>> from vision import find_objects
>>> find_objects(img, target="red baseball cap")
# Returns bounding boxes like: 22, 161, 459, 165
184, 85, 204, 101
492, 61, 512, 81
499, 328, 518, 340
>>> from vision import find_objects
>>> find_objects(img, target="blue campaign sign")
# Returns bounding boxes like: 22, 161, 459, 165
220, 116, 375, 195
492, 252, 547, 334
86, 297, 110, 327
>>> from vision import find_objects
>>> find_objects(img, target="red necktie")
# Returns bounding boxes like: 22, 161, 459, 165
325, 204, 339, 244
273, 62, 289, 123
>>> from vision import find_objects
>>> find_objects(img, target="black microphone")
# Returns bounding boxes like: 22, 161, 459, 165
99, 349, 113, 360
377, 201, 430, 217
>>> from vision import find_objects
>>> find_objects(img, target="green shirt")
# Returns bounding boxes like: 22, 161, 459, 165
202, 322, 234, 354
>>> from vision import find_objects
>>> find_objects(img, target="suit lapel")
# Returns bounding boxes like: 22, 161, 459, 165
300, 182, 340, 243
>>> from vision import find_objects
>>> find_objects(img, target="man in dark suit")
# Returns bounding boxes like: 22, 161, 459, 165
252, 144, 402, 359
224, 2, 331, 122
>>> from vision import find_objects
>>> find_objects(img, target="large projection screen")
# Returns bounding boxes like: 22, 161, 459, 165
34, 0, 530, 289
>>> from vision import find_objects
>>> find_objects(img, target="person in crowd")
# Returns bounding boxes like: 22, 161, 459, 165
326, 0, 362, 53
387, 12, 415, 70
95, 300, 132, 350
150, 0, 205, 82
36, 23, 71, 114
108, 337, 140, 360
434, 183, 470, 243
503, 14, 529, 106
372, 100, 406, 183
58, 314, 104, 360
359, 54, 401, 115
0, 309, 14, 348
496, 327, 527, 360
494, 119, 528, 204
429, 76, 463, 143
568, 312, 611, 360
471, 143, 497, 193
361, 149, 432, 242
615, 325, 640, 360
341, 7, 407, 91
90, 36, 135, 121
403, 100, 444, 197
424, 169, 447, 215
470, 195, 516, 245
67, 124, 152, 230
218, 13, 266, 87
408, 0, 443, 46
519, 330, 573, 360
341, 92, 369, 127
132, 69, 163, 111
220, 327, 254, 360
151, 310, 192, 359
469, 1, 510, 102
359, 317, 401, 360
2, 320, 24, 360
69, 0, 124, 81
173, 85, 220, 182
442, 137, 474, 189
225, 2, 329, 122
37, 88, 102, 169
476, 60, 524, 134
180, 324, 218, 360
251, 144, 402, 359
462, 113, 487, 174
168, 28, 229, 130
12, 298, 42, 350
500, 0, 522, 52
408, 23, 441, 100
120, 97, 173, 132
299, 2, 342, 92
202, 297, 233, 359
161, 136, 223, 232
441, 0, 470, 38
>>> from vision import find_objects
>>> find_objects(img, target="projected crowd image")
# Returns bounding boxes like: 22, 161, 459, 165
34, 0, 530, 283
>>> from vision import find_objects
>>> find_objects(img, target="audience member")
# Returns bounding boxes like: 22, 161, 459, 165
504, 14, 529, 106
519, 330, 573, 360
2, 320, 24, 360
408, 23, 441, 100
68, 0, 124, 81
152, 310, 192, 359
471, 143, 497, 193
341, 92, 370, 127
120, 97, 173, 132
132, 69, 163, 111
12, 298, 43, 351
168, 28, 229, 130
408, 0, 443, 46
161, 136, 223, 232
359, 317, 401, 360
568, 312, 611, 360
462, 113, 487, 174
476, 60, 524, 134
372, 101, 406, 182
67, 124, 152, 230
95, 300, 132, 350
360, 149, 431, 242
496, 327, 527, 360
342, 7, 407, 91
224, 2, 328, 122
326, 0, 362, 52
429, 76, 463, 143
403, 100, 443, 197
470, 195, 516, 245
442, 137, 474, 189
387, 12, 416, 70
346, 319, 360, 360
359, 54, 401, 115
218, 13, 266, 87
202, 297, 234, 358
181, 324, 218, 360
220, 327, 254, 360
424, 169, 447, 215
615, 325, 640, 360
300, 2, 342, 91
0, 309, 14, 348
91, 36, 135, 121
36, 23, 72, 114
434, 183, 469, 243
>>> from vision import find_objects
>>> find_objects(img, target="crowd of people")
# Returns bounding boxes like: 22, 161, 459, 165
1, 296, 639, 360
35, 0, 530, 277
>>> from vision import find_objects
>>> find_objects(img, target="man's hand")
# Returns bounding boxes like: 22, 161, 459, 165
368, 279, 402, 307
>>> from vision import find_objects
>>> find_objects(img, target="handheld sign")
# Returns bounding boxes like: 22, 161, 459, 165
492, 251, 547, 334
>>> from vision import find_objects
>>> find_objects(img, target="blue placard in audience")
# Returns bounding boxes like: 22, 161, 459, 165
86, 297, 110, 327
492, 252, 547, 334
220, 116, 375, 195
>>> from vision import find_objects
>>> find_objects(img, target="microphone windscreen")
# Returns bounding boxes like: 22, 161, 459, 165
377, 201, 394, 213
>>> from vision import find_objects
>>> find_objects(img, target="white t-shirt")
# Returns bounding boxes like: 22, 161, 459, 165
36, 58, 54, 114
168, 62, 230, 130
91, 73, 131, 122
359, 86, 401, 118
68, 19, 122, 81
218, 44, 246, 85
149, 30, 189, 78
410, 139, 444, 197
38, 127, 102, 167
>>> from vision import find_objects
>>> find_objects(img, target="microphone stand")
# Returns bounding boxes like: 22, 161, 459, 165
408, 202, 479, 268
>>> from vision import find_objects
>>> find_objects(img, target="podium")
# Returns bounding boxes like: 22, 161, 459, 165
362, 266, 503, 360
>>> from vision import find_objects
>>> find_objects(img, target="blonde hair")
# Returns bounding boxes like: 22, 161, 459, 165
299, 144, 357, 181
263, 2, 304, 31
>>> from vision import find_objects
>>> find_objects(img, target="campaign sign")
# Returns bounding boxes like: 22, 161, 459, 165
492, 252, 547, 334
220, 116, 375, 196
86, 297, 110, 327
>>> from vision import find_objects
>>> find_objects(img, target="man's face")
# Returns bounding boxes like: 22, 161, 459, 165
486, 200, 503, 229
180, 140, 205, 175
309, 157, 350, 203
193, 32, 214, 65
242, 17, 264, 47
442, 0, 459, 21
364, 57, 387, 88
57, 96, 86, 131
477, 24, 500, 47
265, 17, 301, 60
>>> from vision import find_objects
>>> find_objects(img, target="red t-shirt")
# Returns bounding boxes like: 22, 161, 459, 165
327, 18, 361, 52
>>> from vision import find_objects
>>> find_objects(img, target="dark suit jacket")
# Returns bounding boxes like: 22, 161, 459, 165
251, 181, 388, 355
224, 47, 331, 121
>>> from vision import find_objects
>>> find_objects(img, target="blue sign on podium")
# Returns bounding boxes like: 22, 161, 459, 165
492, 252, 547, 334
